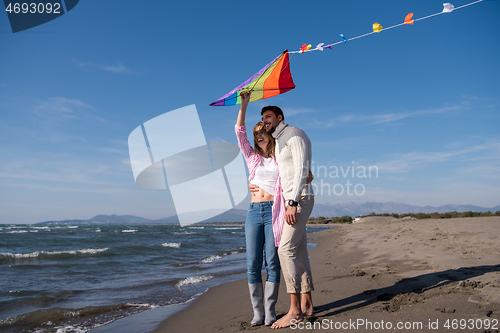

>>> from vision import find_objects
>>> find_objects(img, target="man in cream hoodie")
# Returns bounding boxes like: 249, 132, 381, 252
256, 105, 315, 329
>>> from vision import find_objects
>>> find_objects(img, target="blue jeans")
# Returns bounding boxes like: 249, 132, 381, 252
245, 201, 280, 284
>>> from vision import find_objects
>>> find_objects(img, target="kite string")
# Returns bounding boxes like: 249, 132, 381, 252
454, 0, 484, 10
217, 0, 486, 103
413, 11, 444, 23
414, 0, 483, 23
288, 0, 484, 54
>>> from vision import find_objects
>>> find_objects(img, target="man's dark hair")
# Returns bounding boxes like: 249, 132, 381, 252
261, 106, 284, 122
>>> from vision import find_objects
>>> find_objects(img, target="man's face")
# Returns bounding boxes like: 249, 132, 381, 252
262, 110, 282, 134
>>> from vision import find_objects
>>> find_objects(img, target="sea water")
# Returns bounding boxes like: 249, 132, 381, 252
0, 224, 328, 332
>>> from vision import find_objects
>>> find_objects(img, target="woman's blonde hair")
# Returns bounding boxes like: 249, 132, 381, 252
253, 122, 275, 157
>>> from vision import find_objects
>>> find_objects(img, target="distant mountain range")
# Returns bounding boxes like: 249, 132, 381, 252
36, 202, 500, 225
36, 210, 248, 225
311, 201, 500, 218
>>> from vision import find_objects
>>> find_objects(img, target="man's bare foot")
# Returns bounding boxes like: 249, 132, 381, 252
301, 301, 313, 316
301, 293, 314, 316
271, 311, 303, 329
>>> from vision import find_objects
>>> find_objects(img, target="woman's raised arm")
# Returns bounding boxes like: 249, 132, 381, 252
236, 92, 251, 126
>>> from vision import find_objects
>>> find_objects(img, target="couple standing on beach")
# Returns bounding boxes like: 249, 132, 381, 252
235, 92, 315, 329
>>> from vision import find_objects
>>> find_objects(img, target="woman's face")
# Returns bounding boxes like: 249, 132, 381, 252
254, 125, 270, 150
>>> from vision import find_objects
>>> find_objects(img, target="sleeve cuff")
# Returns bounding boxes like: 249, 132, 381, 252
235, 124, 246, 133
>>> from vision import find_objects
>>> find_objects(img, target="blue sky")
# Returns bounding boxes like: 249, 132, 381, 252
1, 0, 499, 224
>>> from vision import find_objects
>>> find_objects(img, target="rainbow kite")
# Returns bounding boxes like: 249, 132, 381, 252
210, 50, 295, 106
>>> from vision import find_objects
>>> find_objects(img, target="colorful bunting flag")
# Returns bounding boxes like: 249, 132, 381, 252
300, 44, 312, 53
373, 22, 383, 33
443, 3, 455, 12
404, 13, 414, 24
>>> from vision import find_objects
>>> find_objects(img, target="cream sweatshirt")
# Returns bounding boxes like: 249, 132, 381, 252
272, 121, 314, 203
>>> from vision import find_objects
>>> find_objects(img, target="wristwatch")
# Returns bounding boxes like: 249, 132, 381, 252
287, 200, 298, 207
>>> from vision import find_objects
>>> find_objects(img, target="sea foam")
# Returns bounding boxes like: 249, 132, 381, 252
161, 243, 181, 248
0, 248, 109, 259
201, 255, 222, 263
175, 275, 214, 288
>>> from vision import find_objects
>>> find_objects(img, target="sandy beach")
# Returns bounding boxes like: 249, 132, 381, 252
154, 216, 500, 332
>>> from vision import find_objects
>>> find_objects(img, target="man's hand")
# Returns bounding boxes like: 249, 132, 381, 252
248, 183, 259, 196
306, 169, 314, 183
285, 205, 297, 225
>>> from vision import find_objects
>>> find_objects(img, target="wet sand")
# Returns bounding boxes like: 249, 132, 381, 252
154, 216, 500, 332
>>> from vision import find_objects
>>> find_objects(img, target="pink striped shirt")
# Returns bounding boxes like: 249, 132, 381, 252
235, 124, 285, 247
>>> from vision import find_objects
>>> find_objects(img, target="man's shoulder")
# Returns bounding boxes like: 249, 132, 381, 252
283, 125, 308, 138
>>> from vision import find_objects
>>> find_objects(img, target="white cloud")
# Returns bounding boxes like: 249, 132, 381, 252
32, 97, 106, 133
34, 97, 94, 119
2, 182, 117, 193
73, 59, 133, 74
97, 147, 129, 155
73, 60, 93, 70
414, 181, 500, 207
282, 107, 313, 117
316, 105, 460, 128
29, 97, 103, 142
101, 63, 132, 74
0, 153, 133, 190
376, 141, 500, 174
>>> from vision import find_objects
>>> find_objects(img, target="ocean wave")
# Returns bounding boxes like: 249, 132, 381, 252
125, 303, 157, 309
78, 248, 109, 254
172, 231, 197, 235
54, 324, 86, 333
0, 248, 109, 259
6, 230, 28, 234
175, 275, 214, 288
201, 255, 222, 263
307, 243, 318, 250
161, 243, 181, 248
122, 229, 137, 233
0, 303, 142, 333
188, 226, 204, 229
215, 227, 242, 230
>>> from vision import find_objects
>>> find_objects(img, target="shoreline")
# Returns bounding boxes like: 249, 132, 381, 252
152, 216, 500, 332
88, 226, 332, 333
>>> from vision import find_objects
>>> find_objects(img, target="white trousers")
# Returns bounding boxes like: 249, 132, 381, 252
278, 196, 314, 293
